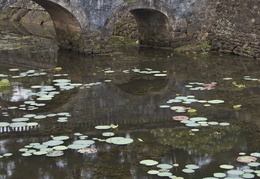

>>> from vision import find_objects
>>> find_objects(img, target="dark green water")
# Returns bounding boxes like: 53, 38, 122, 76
0, 22, 259, 179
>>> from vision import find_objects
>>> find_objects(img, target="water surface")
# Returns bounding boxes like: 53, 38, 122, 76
0, 21, 259, 179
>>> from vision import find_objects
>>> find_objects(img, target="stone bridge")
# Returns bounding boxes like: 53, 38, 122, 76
0, 0, 207, 53
1, 0, 259, 58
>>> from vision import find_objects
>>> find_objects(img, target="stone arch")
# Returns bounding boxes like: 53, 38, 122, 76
103, 1, 177, 47
2, 0, 90, 50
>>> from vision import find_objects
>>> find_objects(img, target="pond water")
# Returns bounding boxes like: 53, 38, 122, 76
0, 21, 259, 179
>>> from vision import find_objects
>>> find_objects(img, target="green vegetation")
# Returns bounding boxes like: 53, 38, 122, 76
127, 0, 137, 3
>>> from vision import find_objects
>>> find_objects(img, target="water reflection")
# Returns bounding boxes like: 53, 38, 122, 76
0, 24, 259, 178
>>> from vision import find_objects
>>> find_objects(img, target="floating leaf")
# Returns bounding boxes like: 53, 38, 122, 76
242, 173, 255, 178
250, 152, 260, 158
140, 159, 158, 166
170, 106, 188, 111
227, 170, 244, 175
157, 163, 173, 169
172, 116, 189, 121
157, 172, 172, 177
219, 122, 230, 126
53, 145, 68, 151
237, 156, 257, 163
73, 140, 95, 146
27, 122, 38, 127
147, 170, 159, 175
22, 153, 32, 157
233, 105, 242, 109
190, 117, 207, 122
208, 100, 225, 104
43, 140, 64, 147
188, 109, 197, 113
106, 137, 133, 145
138, 138, 144, 142
185, 164, 200, 169
0, 122, 10, 127
220, 164, 234, 169
247, 162, 260, 167
52, 136, 70, 141
159, 105, 170, 108
182, 168, 195, 173
68, 144, 87, 149
213, 172, 226, 178
95, 125, 111, 130
33, 151, 48, 155
10, 122, 27, 128
3, 153, 12, 157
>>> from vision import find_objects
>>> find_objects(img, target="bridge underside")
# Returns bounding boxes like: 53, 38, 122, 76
130, 9, 172, 47
32, 0, 84, 52
0, 0, 183, 54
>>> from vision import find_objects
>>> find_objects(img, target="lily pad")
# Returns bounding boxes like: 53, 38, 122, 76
106, 137, 133, 145
42, 140, 64, 147
52, 136, 70, 141
159, 105, 171, 108
242, 173, 255, 178
140, 159, 158, 166
33, 151, 48, 155
102, 132, 115, 137
220, 164, 234, 169
250, 152, 260, 158
157, 172, 172, 177
68, 144, 87, 149
0, 122, 10, 127
157, 164, 173, 169
34, 115, 47, 119
247, 162, 260, 167
190, 117, 207, 122
213, 172, 226, 178
12, 118, 29, 122
208, 100, 225, 104
73, 140, 95, 146
182, 168, 195, 173
95, 125, 111, 130
227, 170, 244, 175
237, 156, 257, 163
185, 164, 200, 169
10, 122, 27, 128
22, 152, 32, 157
53, 145, 68, 151
3, 153, 12, 157
172, 116, 189, 121
147, 170, 159, 175
27, 122, 38, 127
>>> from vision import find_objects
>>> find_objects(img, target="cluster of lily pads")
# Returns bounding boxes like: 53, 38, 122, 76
0, 111, 72, 131
103, 67, 167, 77
139, 153, 260, 178
11, 124, 134, 158
154, 79, 260, 178
185, 82, 217, 91
159, 94, 228, 129
202, 152, 260, 178
0, 67, 104, 111
139, 158, 201, 178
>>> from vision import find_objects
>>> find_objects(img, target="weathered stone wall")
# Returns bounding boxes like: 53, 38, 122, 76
207, 0, 260, 58
113, 0, 260, 58
113, 12, 138, 39
0, 0, 259, 58
0, 0, 53, 26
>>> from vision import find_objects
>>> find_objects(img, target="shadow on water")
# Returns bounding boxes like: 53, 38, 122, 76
0, 21, 259, 179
